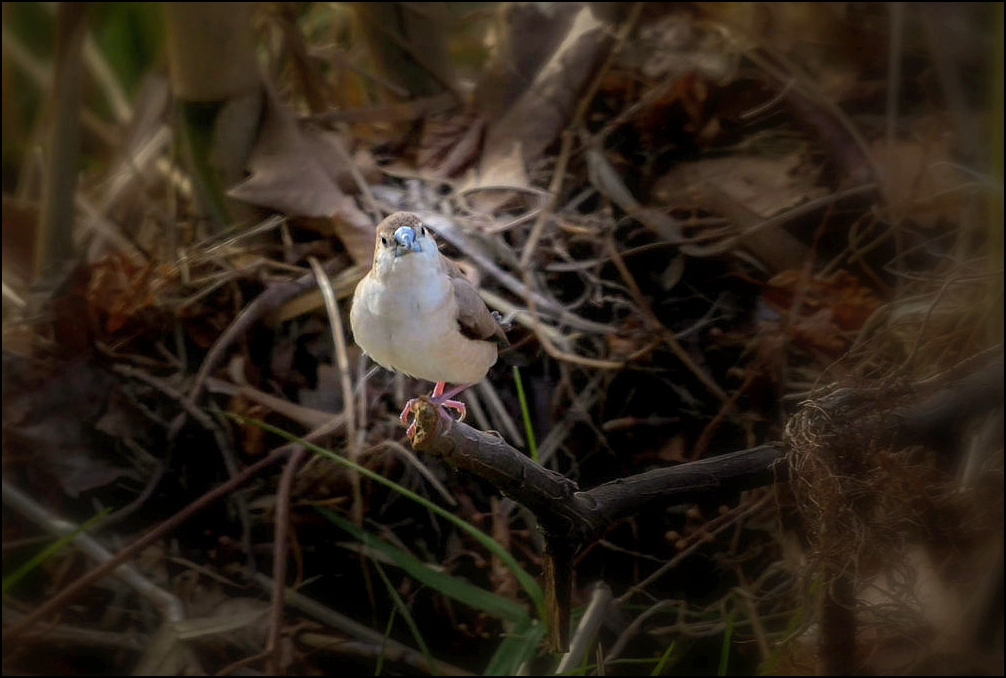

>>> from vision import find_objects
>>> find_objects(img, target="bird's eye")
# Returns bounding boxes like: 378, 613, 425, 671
419, 226, 426, 236
380, 236, 388, 246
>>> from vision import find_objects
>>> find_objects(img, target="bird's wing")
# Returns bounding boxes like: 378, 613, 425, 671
450, 274, 509, 348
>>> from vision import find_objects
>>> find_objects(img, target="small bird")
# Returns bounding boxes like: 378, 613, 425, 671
350, 212, 508, 432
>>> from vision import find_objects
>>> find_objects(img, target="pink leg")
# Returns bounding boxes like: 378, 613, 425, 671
400, 382, 472, 434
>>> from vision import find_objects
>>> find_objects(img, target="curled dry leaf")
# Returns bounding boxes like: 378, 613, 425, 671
470, 4, 609, 213
227, 83, 374, 266
652, 151, 823, 270
870, 123, 968, 228
655, 152, 827, 220
761, 269, 880, 354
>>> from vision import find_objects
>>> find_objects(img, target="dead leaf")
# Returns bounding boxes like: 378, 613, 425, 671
656, 152, 826, 219
227, 83, 375, 266
652, 151, 824, 270
473, 4, 609, 213
3, 360, 140, 497
417, 108, 485, 177
227, 85, 346, 217
870, 120, 967, 228
761, 269, 880, 354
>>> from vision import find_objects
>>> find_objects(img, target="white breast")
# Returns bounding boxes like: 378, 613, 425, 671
350, 256, 497, 384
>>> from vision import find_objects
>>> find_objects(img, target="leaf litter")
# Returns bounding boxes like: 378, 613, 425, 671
1, 3, 1001, 675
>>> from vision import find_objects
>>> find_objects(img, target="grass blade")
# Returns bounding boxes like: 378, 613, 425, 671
320, 508, 529, 624
371, 559, 436, 675
2, 507, 112, 593
512, 366, 538, 462
226, 413, 545, 620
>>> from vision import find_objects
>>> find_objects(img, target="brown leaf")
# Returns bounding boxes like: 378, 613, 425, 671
656, 152, 827, 220
762, 269, 880, 354
473, 4, 609, 212
227, 83, 375, 266
227, 86, 347, 217
870, 122, 967, 228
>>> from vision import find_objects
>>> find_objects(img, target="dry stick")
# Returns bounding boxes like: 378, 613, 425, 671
188, 257, 344, 402
746, 48, 881, 186
519, 0, 643, 271
113, 363, 254, 562
692, 368, 760, 461
605, 236, 729, 403
603, 600, 674, 664
519, 130, 573, 270
251, 574, 471, 676
523, 274, 626, 370
615, 495, 772, 605
1, 480, 185, 624
556, 583, 613, 673
265, 446, 306, 675
680, 183, 879, 259
216, 649, 271, 677
307, 257, 360, 524
1, 449, 289, 645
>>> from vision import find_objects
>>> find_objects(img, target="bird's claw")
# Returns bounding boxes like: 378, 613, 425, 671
400, 393, 467, 437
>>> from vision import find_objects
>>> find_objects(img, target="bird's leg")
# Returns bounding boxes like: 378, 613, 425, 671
399, 382, 471, 436
430, 382, 468, 421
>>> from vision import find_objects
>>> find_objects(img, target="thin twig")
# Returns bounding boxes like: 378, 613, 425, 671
1, 479, 185, 625
251, 574, 471, 676
605, 236, 729, 403
265, 447, 306, 675
308, 256, 361, 524
616, 495, 771, 604
1, 448, 290, 645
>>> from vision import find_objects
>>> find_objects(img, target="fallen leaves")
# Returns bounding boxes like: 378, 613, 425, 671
762, 268, 880, 354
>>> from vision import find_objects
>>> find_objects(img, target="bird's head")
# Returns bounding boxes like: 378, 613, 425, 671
370, 212, 439, 279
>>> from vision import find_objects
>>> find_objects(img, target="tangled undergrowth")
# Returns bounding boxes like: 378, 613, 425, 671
2, 2, 1002, 675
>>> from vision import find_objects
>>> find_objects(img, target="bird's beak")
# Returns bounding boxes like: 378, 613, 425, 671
392, 225, 423, 256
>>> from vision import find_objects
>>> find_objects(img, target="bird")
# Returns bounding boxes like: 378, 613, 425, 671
350, 212, 509, 434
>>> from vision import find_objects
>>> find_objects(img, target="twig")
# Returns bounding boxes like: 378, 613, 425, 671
188, 257, 343, 401
251, 574, 471, 676
519, 130, 573, 269
475, 379, 524, 446
380, 440, 457, 507
3, 609, 148, 652
616, 494, 773, 605
605, 236, 729, 403
605, 600, 678, 666
1, 479, 185, 624
113, 363, 253, 562
308, 256, 361, 524
555, 583, 613, 673
206, 375, 347, 430
1, 447, 291, 645
265, 447, 306, 675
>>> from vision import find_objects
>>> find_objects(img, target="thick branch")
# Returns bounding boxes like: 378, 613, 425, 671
408, 398, 782, 544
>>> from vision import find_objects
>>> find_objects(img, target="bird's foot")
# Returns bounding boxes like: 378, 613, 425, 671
400, 383, 469, 437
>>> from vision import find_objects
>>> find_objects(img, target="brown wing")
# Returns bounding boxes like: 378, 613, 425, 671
450, 276, 509, 348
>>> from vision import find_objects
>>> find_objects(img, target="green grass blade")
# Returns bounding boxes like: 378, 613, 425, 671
375, 605, 396, 676
226, 413, 545, 620
718, 608, 735, 676
650, 640, 676, 675
483, 619, 544, 676
371, 559, 437, 675
2, 507, 112, 593
319, 508, 529, 624
511, 366, 538, 462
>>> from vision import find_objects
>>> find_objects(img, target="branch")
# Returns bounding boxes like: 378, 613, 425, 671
408, 398, 782, 544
